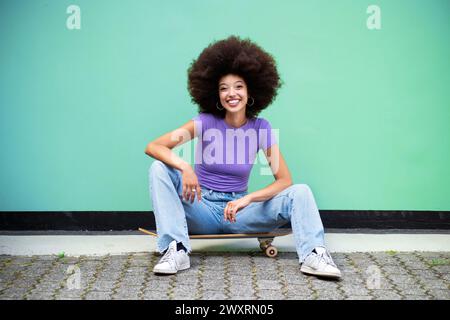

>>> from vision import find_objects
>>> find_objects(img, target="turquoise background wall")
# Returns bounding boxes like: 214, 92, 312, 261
0, 0, 449, 211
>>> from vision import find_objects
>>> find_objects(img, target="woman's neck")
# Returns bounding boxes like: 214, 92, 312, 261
224, 111, 247, 128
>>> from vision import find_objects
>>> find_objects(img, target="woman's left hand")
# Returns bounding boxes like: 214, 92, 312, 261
224, 195, 252, 223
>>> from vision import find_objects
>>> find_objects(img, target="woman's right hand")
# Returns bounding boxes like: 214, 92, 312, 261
180, 164, 202, 203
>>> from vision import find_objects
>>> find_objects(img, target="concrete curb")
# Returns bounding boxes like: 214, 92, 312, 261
1, 233, 450, 256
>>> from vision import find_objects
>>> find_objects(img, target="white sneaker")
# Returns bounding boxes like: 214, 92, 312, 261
153, 240, 190, 275
300, 246, 342, 279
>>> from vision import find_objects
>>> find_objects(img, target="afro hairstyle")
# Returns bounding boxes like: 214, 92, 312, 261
187, 35, 282, 119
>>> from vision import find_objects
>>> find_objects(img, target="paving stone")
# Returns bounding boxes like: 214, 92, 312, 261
25, 291, 56, 300
104, 261, 128, 269
255, 273, 279, 281
229, 295, 257, 300
310, 280, 340, 290
371, 258, 401, 267
397, 252, 425, 259
124, 266, 148, 273
10, 279, 38, 289
283, 274, 309, 285
227, 266, 252, 275
409, 269, 441, 279
285, 283, 312, 291
228, 259, 252, 266
202, 291, 227, 300
252, 256, 274, 264
426, 289, 450, 299
339, 276, 366, 286
111, 291, 142, 300
371, 290, 403, 300
141, 290, 168, 299
340, 267, 360, 275
389, 275, 418, 285
390, 281, 422, 290
364, 279, 394, 290
398, 287, 429, 296
0, 272, 17, 282
344, 295, 373, 300
54, 290, 84, 300
341, 286, 371, 296
83, 291, 112, 300
277, 261, 300, 268
441, 274, 450, 282
142, 280, 172, 292
285, 295, 312, 300
228, 284, 254, 296
228, 275, 253, 283
89, 280, 116, 291
228, 281, 253, 291
187, 268, 202, 276
146, 274, 175, 282
402, 261, 431, 270
415, 252, 445, 259
128, 259, 152, 267
202, 271, 225, 279
97, 272, 123, 281
32, 281, 62, 291
203, 257, 227, 270
401, 295, 433, 300
1, 252, 448, 300
0, 286, 29, 297
369, 252, 397, 259
257, 279, 282, 290
316, 291, 346, 300
431, 265, 450, 274
58, 280, 90, 291
257, 289, 285, 300
280, 266, 301, 274
202, 283, 226, 292
172, 294, 196, 300
175, 276, 199, 286
119, 276, 146, 287
380, 266, 410, 275
202, 255, 225, 262
172, 284, 198, 295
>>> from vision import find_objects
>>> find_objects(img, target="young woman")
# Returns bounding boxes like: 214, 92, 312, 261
145, 36, 341, 279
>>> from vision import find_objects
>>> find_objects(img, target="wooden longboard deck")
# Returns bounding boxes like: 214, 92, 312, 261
138, 228, 291, 239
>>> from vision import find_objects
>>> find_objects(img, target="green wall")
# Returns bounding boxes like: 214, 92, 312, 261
1, 0, 449, 211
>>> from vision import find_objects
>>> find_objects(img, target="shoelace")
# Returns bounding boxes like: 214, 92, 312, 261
159, 246, 175, 264
316, 250, 337, 267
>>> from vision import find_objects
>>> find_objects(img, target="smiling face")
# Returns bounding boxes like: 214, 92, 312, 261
218, 74, 249, 115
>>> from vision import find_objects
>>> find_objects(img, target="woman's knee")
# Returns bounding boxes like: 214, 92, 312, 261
289, 183, 312, 199
148, 160, 168, 178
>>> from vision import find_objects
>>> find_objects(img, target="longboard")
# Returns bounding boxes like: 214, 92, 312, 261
138, 227, 292, 258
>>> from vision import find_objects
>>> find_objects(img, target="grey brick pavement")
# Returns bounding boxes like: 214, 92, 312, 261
0, 252, 448, 300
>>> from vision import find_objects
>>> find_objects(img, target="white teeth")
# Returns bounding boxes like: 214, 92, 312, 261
228, 100, 239, 105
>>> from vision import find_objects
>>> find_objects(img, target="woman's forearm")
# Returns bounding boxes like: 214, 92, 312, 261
246, 178, 292, 203
144, 143, 191, 172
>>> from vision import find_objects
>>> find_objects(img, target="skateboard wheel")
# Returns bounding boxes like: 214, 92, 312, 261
265, 246, 278, 258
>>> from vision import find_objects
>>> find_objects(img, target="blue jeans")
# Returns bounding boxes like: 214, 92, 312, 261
148, 160, 325, 263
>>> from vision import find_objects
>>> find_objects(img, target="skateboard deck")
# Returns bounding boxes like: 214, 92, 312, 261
138, 227, 292, 258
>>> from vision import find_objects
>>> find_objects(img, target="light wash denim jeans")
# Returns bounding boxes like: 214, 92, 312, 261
148, 160, 326, 263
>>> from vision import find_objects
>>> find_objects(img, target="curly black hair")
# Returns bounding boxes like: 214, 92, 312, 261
187, 35, 282, 119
